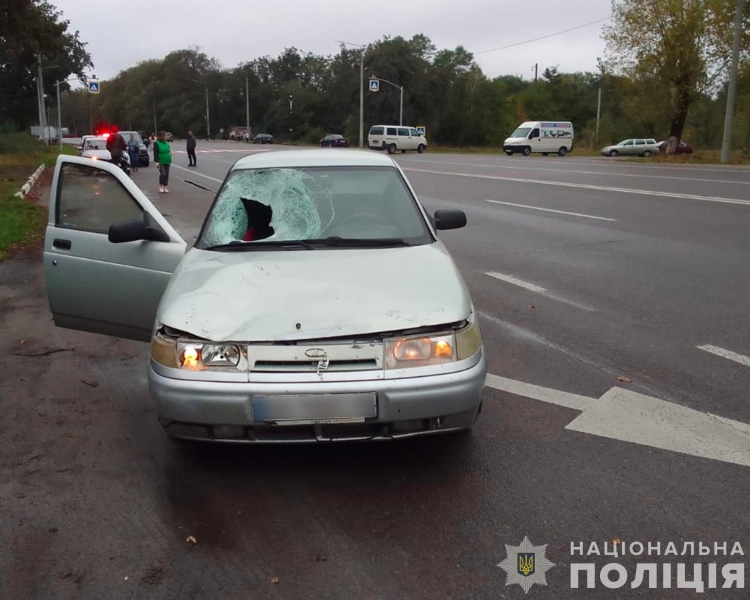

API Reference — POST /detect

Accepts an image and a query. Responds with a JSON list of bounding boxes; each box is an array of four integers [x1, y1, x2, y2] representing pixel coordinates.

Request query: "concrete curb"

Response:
[[14, 164, 46, 199]]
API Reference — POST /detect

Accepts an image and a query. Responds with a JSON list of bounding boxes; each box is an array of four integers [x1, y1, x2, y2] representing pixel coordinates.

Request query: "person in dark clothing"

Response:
[[186, 131, 197, 166], [106, 125, 127, 164], [153, 131, 172, 193]]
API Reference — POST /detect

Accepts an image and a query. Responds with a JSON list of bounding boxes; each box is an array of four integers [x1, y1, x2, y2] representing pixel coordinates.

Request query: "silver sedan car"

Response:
[[44, 151, 486, 442], [600, 138, 659, 157]]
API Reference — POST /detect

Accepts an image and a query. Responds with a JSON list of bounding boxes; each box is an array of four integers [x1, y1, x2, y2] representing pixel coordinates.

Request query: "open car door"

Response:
[[44, 155, 186, 342]]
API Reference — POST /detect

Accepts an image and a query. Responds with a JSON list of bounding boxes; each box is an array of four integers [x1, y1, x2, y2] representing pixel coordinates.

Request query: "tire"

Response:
[[522, 147, 531, 156], [558, 147, 568, 157], [609, 150, 618, 157], [505, 151, 513, 156], [417, 144, 425, 154], [643, 150, 652, 157], [542, 152, 549, 156], [387, 143, 397, 155]]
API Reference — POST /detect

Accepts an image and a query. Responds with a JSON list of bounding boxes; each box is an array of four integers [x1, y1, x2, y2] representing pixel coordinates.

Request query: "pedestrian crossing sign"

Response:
[[369, 79, 379, 92], [88, 80, 100, 94], [416, 126, 426, 136]]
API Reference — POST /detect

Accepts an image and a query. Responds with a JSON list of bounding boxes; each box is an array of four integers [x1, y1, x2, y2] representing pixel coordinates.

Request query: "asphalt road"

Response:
[[1, 141, 748, 599]]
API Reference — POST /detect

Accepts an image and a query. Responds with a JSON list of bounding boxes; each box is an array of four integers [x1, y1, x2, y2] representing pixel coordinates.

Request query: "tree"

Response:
[[603, 0, 748, 153], [0, 0, 93, 129]]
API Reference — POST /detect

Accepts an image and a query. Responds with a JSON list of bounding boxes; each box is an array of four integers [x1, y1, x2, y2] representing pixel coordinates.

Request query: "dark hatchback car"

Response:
[[320, 134, 350, 148], [119, 131, 150, 166], [253, 133, 274, 145], [657, 140, 694, 155]]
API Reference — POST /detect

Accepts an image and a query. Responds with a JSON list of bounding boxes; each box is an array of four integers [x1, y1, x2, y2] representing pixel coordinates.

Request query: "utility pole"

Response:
[[721, 0, 745, 164], [245, 73, 250, 143], [596, 87, 602, 144], [37, 56, 48, 144], [152, 98, 157, 134], [534, 63, 538, 83], [55, 80, 62, 150], [360, 50, 364, 147], [205, 85, 211, 141], [399, 87, 404, 126]]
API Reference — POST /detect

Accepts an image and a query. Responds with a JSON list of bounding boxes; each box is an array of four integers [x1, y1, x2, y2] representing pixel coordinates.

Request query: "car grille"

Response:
[[253, 359, 379, 372], [246, 343, 383, 373]]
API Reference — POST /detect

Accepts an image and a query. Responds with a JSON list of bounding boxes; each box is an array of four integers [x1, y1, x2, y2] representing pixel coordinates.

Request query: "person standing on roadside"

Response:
[[106, 125, 127, 167], [149, 132, 156, 148], [153, 130, 172, 193], [127, 133, 140, 172], [186, 130, 197, 167]]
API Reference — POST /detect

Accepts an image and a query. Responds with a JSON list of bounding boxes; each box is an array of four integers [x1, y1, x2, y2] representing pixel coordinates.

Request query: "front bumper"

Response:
[[148, 350, 486, 442]]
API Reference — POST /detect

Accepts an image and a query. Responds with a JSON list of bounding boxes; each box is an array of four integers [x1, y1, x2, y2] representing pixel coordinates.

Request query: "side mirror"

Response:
[[108, 213, 170, 243], [434, 210, 467, 231]]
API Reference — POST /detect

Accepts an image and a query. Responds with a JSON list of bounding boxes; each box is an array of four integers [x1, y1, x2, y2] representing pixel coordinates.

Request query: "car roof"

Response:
[[232, 149, 396, 170]]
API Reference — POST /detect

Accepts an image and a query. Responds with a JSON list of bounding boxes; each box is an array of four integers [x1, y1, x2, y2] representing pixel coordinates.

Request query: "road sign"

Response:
[[88, 80, 100, 94], [416, 126, 426, 136], [369, 79, 379, 92]]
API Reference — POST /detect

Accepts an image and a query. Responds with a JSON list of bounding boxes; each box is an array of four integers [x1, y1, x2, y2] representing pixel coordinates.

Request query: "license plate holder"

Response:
[[253, 393, 377, 425]]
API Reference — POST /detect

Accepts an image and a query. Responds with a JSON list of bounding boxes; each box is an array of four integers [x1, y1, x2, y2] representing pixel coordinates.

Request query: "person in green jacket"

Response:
[[153, 130, 172, 193]]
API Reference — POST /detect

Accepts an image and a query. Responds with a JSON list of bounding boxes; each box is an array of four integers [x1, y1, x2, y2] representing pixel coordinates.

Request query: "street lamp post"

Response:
[[336, 40, 367, 148], [245, 73, 250, 143], [370, 76, 404, 126], [192, 79, 210, 140]]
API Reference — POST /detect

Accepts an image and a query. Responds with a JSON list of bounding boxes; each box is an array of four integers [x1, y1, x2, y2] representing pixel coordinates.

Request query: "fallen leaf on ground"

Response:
[[186, 536, 197, 544], [270, 577, 280, 584], [617, 376, 631, 383]]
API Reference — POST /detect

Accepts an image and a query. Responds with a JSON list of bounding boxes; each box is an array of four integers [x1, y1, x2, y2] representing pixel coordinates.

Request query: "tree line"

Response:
[[4, 1, 749, 152]]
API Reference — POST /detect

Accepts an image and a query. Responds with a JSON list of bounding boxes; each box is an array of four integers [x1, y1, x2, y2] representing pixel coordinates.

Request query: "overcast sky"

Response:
[[53, 0, 610, 81]]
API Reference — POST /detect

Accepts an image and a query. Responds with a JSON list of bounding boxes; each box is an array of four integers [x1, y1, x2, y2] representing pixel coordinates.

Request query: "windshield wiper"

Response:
[[311, 237, 412, 247], [204, 240, 317, 251]]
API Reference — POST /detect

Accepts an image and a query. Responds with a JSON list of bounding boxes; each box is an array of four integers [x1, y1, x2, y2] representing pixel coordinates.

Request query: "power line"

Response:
[[474, 17, 611, 55]]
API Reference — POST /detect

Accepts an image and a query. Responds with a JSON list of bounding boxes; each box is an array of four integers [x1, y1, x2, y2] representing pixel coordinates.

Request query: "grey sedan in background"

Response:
[[600, 138, 659, 157], [43, 151, 486, 443]]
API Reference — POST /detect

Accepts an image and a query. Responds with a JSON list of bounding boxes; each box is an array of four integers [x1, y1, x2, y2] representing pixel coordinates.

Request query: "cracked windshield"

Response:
[[2, 0, 749, 598]]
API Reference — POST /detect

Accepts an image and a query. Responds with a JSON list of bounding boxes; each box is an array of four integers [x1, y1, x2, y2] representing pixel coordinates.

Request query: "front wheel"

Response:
[[522, 147, 531, 156], [417, 144, 426, 154], [558, 147, 568, 157], [642, 150, 652, 157], [387, 143, 397, 155], [505, 151, 513, 156], [609, 150, 618, 157]]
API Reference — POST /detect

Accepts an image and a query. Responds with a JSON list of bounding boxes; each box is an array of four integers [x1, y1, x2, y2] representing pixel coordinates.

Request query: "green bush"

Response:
[[0, 132, 45, 154], [303, 127, 327, 145]]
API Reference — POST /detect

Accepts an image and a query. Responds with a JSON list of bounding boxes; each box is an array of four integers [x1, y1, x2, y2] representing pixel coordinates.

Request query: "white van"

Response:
[[503, 121, 574, 156], [368, 125, 428, 154]]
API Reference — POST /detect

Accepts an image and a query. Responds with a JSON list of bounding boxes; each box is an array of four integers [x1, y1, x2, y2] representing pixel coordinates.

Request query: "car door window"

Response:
[[410, 128, 420, 137], [622, 140, 634, 146], [635, 140, 645, 146], [398, 128, 410, 137], [57, 163, 143, 233], [529, 129, 540, 138], [386, 127, 398, 136]]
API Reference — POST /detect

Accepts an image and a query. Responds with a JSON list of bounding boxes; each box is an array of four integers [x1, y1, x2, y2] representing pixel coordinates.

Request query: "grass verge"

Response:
[[0, 135, 76, 261]]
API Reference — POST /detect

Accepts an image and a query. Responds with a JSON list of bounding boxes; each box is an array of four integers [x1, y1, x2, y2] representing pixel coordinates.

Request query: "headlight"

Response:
[[385, 333, 455, 369], [150, 328, 242, 370]]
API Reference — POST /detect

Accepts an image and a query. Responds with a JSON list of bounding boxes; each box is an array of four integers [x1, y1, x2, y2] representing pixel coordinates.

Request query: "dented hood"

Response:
[[157, 244, 472, 342]]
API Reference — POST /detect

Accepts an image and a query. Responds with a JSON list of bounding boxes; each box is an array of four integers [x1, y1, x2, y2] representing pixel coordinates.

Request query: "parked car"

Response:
[[118, 131, 150, 166], [43, 151, 485, 443], [165, 132, 174, 143], [320, 134, 350, 148], [657, 140, 694, 155], [79, 136, 131, 175], [253, 133, 274, 144], [368, 126, 427, 154], [77, 135, 98, 156], [600, 138, 659, 157], [503, 121, 574, 156]]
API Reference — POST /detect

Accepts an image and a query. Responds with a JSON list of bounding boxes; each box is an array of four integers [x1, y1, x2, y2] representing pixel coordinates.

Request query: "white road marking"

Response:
[[697, 344, 750, 367], [485, 199, 617, 221], [403, 167, 750, 206], [485, 271, 546, 294], [485, 375, 750, 467], [169, 164, 224, 184], [485, 272, 596, 312], [410, 158, 750, 186], [485, 374, 593, 411], [565, 387, 750, 468]]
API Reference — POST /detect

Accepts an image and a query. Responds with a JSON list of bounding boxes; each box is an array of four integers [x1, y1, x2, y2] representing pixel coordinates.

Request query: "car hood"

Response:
[[157, 243, 472, 342], [82, 149, 111, 160]]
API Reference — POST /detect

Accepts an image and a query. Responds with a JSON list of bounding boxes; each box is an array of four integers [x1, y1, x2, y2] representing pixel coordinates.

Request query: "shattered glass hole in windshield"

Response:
[[203, 168, 335, 246]]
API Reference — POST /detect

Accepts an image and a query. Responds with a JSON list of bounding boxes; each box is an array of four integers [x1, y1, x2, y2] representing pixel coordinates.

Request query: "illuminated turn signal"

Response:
[[181, 346, 200, 369], [434, 339, 453, 359]]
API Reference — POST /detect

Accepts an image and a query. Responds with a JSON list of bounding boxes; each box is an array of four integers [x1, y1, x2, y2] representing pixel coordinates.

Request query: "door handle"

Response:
[[53, 239, 72, 250]]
